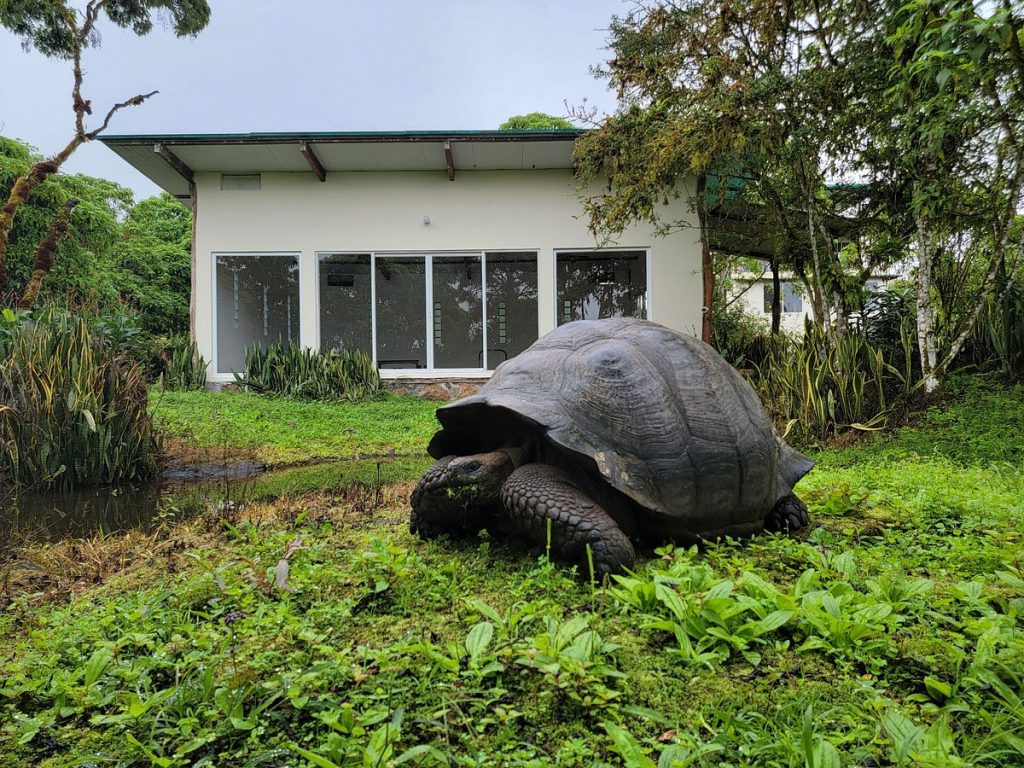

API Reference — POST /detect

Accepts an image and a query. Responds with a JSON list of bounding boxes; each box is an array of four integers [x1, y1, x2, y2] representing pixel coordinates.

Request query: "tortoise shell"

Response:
[[427, 318, 813, 533]]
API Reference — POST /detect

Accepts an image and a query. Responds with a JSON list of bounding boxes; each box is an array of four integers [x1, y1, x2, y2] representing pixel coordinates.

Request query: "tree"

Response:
[[0, 0, 210, 302], [115, 193, 192, 335], [0, 136, 129, 308], [500, 113, 576, 130], [576, 0, 1023, 391]]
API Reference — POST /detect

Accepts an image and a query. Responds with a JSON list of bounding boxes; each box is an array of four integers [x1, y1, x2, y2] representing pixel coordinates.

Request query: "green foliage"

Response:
[[499, 113, 575, 131], [0, 136, 129, 307], [0, 306, 158, 489], [0, 0, 211, 59], [1, 138, 193, 338], [236, 342, 382, 403], [2, 375, 1024, 765], [156, 333, 207, 391], [114, 193, 192, 336]]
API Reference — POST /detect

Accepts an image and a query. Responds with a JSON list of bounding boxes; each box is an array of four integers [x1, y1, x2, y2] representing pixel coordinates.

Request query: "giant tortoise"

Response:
[[410, 317, 813, 575]]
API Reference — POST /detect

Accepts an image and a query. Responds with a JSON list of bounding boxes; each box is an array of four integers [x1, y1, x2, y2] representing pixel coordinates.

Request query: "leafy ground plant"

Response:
[[0, 373, 1022, 766]]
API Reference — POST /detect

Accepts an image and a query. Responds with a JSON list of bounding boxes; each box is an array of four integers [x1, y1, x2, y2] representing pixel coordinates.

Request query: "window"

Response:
[[319, 254, 372, 356], [556, 250, 647, 324], [376, 256, 428, 369], [215, 254, 299, 373], [485, 252, 538, 369], [763, 282, 804, 314], [315, 251, 539, 372]]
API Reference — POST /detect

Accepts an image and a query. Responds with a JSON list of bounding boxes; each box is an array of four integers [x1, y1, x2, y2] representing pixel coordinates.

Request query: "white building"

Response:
[[732, 271, 897, 334], [101, 131, 704, 384]]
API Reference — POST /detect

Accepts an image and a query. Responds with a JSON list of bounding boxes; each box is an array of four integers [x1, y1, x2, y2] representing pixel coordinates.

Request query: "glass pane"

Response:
[[782, 283, 803, 313], [485, 252, 538, 369], [432, 255, 483, 369], [319, 254, 372, 355], [375, 256, 427, 369], [215, 254, 299, 374], [556, 250, 647, 325]]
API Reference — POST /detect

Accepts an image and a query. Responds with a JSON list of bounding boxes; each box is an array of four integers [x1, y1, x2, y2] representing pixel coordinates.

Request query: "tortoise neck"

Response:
[[498, 445, 531, 470]]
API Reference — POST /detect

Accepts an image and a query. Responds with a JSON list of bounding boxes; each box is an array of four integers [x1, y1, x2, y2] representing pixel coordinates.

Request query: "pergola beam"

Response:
[[299, 141, 326, 182], [154, 143, 194, 184], [444, 139, 455, 181]]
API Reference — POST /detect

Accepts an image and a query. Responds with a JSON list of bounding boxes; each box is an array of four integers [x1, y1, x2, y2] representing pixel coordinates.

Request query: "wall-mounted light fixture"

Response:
[[422, 215, 431, 225]]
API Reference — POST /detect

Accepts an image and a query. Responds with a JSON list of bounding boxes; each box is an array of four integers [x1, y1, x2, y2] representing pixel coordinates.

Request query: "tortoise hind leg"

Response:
[[500, 464, 635, 577], [764, 493, 810, 534]]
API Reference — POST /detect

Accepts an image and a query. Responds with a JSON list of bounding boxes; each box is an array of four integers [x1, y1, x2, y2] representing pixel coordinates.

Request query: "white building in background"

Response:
[[732, 270, 897, 334], [101, 130, 704, 384]]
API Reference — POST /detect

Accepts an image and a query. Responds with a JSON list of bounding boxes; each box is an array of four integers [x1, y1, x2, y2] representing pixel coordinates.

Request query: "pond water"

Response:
[[1, 455, 432, 546]]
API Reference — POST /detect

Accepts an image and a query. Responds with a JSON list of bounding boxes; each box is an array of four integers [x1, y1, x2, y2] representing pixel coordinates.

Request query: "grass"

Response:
[[151, 389, 440, 466], [1, 373, 1022, 767]]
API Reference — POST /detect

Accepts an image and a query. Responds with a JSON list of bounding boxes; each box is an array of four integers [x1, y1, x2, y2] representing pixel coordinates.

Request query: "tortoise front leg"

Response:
[[499, 464, 635, 577]]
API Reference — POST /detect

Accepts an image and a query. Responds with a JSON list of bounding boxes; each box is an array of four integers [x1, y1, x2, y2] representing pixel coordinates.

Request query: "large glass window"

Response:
[[433, 255, 484, 368], [485, 252, 538, 369], [556, 250, 647, 325], [319, 254, 372, 356], [215, 254, 299, 374], [375, 256, 428, 369], [312, 251, 540, 373]]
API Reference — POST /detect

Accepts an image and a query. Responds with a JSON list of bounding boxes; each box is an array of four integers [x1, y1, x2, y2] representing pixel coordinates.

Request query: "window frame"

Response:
[[314, 250, 540, 376]]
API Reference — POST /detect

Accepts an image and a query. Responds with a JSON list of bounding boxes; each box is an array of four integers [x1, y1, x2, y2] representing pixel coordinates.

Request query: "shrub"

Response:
[[0, 307, 158, 490], [236, 342, 381, 402], [155, 334, 207, 391]]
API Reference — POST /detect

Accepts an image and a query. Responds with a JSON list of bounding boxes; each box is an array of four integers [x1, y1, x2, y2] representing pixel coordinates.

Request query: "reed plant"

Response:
[[0, 307, 158, 490], [747, 321, 916, 440], [236, 342, 381, 402]]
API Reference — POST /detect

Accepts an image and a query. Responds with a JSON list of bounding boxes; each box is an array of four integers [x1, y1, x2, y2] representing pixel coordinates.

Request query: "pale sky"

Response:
[[0, 1, 627, 200]]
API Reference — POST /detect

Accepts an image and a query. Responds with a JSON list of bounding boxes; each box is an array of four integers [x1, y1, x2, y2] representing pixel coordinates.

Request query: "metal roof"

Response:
[[99, 130, 584, 198]]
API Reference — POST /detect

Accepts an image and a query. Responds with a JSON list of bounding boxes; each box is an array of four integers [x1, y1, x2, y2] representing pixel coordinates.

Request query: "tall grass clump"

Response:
[[748, 322, 916, 440], [156, 333, 207, 391], [236, 342, 381, 402], [0, 307, 158, 490]]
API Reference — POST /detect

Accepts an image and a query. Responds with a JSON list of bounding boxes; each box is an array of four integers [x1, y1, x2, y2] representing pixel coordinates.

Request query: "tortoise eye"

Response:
[[465, 461, 481, 472]]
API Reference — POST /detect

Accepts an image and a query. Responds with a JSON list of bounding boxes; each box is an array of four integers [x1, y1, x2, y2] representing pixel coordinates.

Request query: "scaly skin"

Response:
[[499, 464, 635, 577]]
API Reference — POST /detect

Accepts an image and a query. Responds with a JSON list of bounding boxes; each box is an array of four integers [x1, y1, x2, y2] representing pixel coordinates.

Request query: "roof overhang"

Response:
[[99, 130, 584, 198]]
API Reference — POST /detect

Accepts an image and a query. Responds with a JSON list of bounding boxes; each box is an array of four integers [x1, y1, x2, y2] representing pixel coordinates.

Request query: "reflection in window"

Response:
[[485, 252, 538, 369], [375, 257, 427, 369], [319, 254, 371, 356], [556, 250, 647, 325], [763, 283, 803, 314], [215, 254, 299, 374], [433, 255, 483, 368]]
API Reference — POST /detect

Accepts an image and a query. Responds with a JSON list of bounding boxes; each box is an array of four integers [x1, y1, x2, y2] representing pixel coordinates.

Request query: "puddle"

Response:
[[1, 455, 433, 546]]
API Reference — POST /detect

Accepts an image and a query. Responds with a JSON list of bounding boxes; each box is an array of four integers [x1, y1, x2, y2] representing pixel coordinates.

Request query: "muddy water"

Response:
[[1, 455, 432, 544]]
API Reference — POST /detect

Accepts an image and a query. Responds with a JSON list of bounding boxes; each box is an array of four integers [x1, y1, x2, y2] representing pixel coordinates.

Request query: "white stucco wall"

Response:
[[733, 279, 811, 334], [193, 169, 702, 381]]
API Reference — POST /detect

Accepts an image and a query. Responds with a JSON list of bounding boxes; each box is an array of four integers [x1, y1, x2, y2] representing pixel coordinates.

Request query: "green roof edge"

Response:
[[99, 129, 586, 144]]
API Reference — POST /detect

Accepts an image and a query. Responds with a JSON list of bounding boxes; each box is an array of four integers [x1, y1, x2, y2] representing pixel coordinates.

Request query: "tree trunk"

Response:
[[915, 211, 940, 394], [18, 198, 79, 310], [696, 174, 714, 343], [770, 258, 781, 334]]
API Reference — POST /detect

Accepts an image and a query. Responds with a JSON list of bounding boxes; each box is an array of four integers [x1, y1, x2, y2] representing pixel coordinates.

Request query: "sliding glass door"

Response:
[[319, 251, 537, 372]]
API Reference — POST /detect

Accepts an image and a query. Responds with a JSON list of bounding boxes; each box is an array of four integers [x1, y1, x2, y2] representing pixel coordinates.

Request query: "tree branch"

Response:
[[86, 91, 160, 139]]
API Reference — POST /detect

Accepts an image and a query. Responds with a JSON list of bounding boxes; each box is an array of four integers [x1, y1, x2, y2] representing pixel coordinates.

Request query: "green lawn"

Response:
[[2, 375, 1022, 767], [152, 389, 441, 465]]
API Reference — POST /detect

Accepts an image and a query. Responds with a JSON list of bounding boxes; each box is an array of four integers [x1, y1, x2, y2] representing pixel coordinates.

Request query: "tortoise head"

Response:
[[412, 449, 525, 515]]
